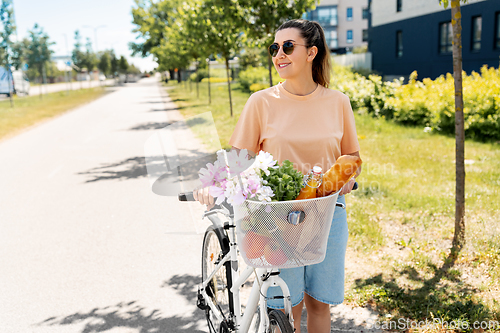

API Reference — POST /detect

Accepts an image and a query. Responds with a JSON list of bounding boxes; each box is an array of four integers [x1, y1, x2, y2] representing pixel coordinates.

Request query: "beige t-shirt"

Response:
[[229, 82, 360, 174]]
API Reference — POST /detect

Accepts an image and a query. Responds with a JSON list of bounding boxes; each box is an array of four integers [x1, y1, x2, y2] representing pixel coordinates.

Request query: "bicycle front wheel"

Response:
[[267, 310, 294, 333], [202, 226, 233, 332]]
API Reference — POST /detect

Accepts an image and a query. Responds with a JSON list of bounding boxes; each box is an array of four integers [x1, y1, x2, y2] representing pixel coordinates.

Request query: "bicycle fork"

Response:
[[231, 267, 294, 332]]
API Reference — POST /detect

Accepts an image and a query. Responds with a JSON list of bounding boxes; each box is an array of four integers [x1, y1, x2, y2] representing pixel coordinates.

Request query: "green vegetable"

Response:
[[262, 160, 304, 202]]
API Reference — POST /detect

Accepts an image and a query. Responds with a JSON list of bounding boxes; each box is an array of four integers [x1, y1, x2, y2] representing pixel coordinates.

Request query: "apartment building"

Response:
[[303, 0, 369, 53], [369, 0, 500, 80]]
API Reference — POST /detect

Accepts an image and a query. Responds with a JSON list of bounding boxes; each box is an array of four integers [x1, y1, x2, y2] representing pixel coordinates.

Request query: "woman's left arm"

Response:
[[338, 151, 361, 196]]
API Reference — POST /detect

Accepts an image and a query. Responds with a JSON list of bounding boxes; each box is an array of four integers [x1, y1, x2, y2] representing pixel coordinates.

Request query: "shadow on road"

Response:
[[128, 121, 175, 131], [149, 104, 205, 112], [78, 156, 148, 183], [77, 151, 217, 195], [38, 274, 206, 333]]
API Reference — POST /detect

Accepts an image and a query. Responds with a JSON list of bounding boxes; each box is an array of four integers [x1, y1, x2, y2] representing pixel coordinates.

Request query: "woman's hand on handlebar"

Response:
[[339, 177, 357, 196], [193, 187, 215, 210]]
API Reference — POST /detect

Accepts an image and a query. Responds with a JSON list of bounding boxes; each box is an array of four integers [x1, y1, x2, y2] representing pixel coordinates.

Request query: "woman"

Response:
[[195, 19, 361, 333]]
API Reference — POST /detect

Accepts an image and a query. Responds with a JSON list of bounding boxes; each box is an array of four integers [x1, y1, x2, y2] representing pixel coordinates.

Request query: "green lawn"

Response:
[[166, 80, 500, 330], [0, 88, 108, 141]]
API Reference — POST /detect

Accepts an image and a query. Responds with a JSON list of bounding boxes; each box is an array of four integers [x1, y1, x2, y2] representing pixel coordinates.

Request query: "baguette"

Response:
[[317, 155, 362, 197]]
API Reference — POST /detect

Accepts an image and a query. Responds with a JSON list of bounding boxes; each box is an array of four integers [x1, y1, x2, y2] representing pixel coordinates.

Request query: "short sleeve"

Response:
[[228, 94, 262, 155], [340, 95, 361, 155]]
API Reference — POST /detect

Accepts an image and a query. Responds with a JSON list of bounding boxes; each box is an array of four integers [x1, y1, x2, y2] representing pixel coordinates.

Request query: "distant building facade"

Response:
[[303, 0, 369, 53], [369, 0, 500, 80]]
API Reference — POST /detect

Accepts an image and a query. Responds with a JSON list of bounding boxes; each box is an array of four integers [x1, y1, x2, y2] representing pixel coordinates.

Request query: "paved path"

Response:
[[0, 77, 381, 333], [0, 77, 210, 333]]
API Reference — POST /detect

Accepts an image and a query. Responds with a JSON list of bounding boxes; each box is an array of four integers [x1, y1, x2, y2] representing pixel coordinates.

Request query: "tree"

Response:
[[240, 0, 317, 86], [184, 0, 246, 117], [130, 0, 189, 80], [26, 23, 53, 99], [84, 38, 96, 72], [118, 55, 129, 74], [110, 50, 118, 76], [0, 0, 17, 105], [11, 38, 30, 70], [439, 0, 468, 255], [98, 50, 111, 76]]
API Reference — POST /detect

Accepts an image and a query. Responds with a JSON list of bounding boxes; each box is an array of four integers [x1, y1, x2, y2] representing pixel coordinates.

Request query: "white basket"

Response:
[[234, 192, 340, 269]]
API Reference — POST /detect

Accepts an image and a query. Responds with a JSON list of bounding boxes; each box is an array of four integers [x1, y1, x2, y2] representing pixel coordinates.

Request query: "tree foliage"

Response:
[[0, 0, 16, 66], [26, 23, 54, 81]]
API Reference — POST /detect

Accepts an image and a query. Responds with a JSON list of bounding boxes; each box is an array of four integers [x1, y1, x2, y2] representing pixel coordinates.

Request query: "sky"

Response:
[[14, 0, 157, 72]]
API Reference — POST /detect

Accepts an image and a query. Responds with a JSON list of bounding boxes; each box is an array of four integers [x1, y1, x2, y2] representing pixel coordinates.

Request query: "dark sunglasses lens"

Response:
[[283, 41, 294, 55], [269, 43, 279, 57]]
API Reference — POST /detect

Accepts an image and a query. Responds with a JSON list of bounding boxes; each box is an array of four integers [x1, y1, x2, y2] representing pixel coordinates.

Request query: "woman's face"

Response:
[[272, 28, 316, 80]]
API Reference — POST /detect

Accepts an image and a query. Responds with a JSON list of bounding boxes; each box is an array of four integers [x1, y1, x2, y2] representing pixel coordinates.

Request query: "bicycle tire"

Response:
[[267, 310, 294, 333], [202, 225, 234, 332]]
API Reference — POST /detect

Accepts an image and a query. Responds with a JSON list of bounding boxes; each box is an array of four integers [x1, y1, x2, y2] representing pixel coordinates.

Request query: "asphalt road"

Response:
[[0, 77, 211, 333]]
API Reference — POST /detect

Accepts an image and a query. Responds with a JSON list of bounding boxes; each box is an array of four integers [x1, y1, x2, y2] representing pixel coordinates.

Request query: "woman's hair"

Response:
[[277, 19, 332, 88]]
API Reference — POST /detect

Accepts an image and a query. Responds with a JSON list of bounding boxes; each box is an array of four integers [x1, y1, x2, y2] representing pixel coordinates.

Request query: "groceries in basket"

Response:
[[317, 155, 362, 197], [296, 166, 323, 200], [198, 150, 362, 268]]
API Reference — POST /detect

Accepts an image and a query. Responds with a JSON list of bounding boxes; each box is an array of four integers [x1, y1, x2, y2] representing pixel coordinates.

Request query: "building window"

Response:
[[317, 7, 338, 26], [326, 30, 338, 49], [362, 8, 369, 19], [363, 29, 369, 42], [471, 16, 482, 51], [396, 30, 403, 58], [347, 30, 353, 43], [495, 12, 500, 49], [439, 22, 452, 54], [397, 0, 402, 12], [347, 7, 353, 21]]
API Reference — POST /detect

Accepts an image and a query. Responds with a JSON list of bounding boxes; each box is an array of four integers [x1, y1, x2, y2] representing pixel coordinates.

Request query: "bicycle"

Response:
[[178, 183, 357, 333]]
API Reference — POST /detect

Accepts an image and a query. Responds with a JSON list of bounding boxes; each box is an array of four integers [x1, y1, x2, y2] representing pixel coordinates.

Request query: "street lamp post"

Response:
[[82, 25, 106, 53]]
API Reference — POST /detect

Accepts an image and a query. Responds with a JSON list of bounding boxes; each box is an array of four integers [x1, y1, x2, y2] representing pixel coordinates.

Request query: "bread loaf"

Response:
[[317, 155, 362, 197]]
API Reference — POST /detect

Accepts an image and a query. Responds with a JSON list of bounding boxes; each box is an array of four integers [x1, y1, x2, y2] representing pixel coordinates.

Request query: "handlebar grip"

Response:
[[353, 181, 358, 191], [178, 192, 195, 201]]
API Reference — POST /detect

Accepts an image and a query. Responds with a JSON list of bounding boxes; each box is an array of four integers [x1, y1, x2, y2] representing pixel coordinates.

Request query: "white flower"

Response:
[[226, 149, 253, 177], [254, 151, 278, 176]]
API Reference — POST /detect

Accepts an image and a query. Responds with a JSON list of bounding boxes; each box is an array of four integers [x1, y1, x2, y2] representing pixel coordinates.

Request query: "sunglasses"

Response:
[[268, 41, 308, 57]]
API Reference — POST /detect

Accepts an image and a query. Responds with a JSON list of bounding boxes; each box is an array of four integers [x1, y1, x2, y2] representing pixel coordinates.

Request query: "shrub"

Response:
[[238, 66, 282, 92], [189, 69, 209, 82], [200, 77, 233, 83], [332, 63, 500, 141]]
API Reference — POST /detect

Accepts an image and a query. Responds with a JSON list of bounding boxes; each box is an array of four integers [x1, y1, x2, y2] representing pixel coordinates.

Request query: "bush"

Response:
[[238, 66, 282, 93], [250, 83, 269, 93], [189, 69, 209, 82], [331, 63, 500, 141], [200, 77, 233, 83]]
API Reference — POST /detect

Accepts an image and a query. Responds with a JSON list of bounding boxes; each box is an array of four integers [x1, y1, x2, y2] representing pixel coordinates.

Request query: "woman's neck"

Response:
[[282, 79, 318, 96]]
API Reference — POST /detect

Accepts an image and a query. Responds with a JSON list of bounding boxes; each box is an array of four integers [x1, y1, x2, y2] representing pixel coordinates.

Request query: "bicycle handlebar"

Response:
[[178, 192, 195, 201]]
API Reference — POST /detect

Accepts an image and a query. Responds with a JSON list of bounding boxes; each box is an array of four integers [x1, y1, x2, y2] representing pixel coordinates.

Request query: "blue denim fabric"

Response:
[[266, 195, 348, 308]]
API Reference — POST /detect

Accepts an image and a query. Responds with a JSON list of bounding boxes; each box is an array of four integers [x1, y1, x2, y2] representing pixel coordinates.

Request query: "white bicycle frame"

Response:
[[201, 210, 295, 332]]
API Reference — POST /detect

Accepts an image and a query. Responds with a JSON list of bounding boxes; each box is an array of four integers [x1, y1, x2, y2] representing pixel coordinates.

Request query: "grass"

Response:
[[0, 87, 108, 141], [166, 80, 500, 331]]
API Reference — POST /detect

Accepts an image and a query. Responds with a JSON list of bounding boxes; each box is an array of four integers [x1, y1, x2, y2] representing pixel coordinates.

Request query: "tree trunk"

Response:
[[196, 65, 199, 99], [451, 0, 466, 253], [225, 57, 233, 117], [207, 58, 211, 105], [267, 53, 274, 87]]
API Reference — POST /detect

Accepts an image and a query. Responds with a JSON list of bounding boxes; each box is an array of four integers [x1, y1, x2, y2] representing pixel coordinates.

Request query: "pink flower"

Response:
[[199, 162, 218, 187]]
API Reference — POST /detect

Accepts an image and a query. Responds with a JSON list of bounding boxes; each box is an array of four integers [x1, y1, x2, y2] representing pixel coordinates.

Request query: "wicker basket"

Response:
[[234, 192, 340, 269]]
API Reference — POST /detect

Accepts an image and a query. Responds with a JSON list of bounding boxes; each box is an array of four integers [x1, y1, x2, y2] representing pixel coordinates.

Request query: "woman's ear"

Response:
[[307, 46, 318, 62]]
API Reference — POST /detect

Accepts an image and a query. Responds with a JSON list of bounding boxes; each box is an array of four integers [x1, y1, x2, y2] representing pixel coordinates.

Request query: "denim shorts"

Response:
[[266, 195, 348, 308]]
